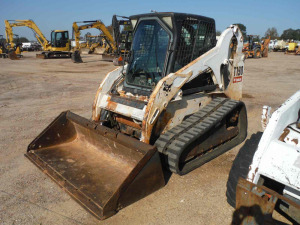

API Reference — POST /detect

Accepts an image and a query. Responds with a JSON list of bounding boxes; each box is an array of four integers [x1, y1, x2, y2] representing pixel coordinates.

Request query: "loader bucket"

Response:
[[71, 51, 83, 63], [8, 50, 19, 60], [25, 111, 165, 220]]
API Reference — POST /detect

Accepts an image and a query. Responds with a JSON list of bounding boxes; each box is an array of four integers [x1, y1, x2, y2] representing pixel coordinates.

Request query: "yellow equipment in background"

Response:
[[12, 34, 23, 57], [242, 35, 270, 58], [288, 43, 297, 51], [3, 29, 23, 60], [285, 42, 300, 55], [71, 20, 117, 63], [0, 34, 8, 58], [5, 20, 72, 59], [80, 35, 106, 55]]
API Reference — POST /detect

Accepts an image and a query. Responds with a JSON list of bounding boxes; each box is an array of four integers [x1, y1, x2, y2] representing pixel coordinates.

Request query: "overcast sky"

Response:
[[0, 0, 299, 41]]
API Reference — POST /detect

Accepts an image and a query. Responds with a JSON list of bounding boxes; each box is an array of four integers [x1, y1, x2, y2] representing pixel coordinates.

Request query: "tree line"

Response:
[[4, 24, 300, 43], [0, 36, 30, 43], [217, 24, 300, 40]]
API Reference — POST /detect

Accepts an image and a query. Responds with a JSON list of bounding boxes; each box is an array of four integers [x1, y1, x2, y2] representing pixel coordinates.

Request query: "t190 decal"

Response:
[[233, 66, 243, 83]]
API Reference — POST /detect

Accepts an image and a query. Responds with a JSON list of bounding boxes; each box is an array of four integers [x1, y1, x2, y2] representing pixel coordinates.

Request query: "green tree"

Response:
[[281, 28, 300, 40], [265, 27, 279, 39], [13, 36, 29, 43], [216, 30, 221, 36], [233, 23, 246, 39], [19, 37, 29, 42], [252, 35, 260, 42]]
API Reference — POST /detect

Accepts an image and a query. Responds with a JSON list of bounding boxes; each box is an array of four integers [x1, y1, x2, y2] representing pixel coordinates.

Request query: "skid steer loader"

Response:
[[226, 91, 300, 224], [26, 12, 247, 220]]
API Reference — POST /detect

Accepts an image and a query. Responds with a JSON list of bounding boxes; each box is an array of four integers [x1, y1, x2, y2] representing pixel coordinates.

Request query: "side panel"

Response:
[[258, 140, 300, 191], [247, 91, 300, 188], [92, 66, 126, 121]]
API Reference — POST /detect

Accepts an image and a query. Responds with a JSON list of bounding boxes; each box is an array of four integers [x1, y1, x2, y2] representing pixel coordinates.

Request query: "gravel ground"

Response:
[[0, 52, 299, 225]]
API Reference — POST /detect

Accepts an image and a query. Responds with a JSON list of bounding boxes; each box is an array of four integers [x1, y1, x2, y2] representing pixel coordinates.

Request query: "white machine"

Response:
[[227, 91, 300, 224], [26, 12, 248, 220]]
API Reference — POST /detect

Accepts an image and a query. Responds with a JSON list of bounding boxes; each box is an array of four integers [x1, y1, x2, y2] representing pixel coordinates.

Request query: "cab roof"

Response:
[[129, 12, 215, 24]]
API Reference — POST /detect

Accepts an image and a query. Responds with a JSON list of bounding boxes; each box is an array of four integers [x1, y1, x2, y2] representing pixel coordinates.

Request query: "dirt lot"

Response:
[[0, 52, 299, 225]]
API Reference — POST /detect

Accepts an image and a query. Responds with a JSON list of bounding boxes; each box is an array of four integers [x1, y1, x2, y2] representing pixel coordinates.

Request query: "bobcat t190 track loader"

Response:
[[26, 12, 247, 220]]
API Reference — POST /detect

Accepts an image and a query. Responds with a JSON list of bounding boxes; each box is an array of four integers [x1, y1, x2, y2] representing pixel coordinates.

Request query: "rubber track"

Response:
[[155, 97, 240, 175]]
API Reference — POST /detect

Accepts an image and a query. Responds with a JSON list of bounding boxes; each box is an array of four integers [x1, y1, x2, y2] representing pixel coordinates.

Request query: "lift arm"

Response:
[[72, 20, 116, 52], [4, 20, 50, 50]]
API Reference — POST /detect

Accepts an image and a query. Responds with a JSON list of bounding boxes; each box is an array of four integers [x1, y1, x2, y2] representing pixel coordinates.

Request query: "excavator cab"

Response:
[[112, 15, 133, 58], [36, 30, 71, 59], [50, 30, 70, 50]]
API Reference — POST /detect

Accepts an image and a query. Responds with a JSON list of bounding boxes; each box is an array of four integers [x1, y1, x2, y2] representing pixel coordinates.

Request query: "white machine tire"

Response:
[[226, 133, 262, 207]]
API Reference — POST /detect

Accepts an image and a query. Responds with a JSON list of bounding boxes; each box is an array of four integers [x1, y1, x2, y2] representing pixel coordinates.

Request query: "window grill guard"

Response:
[[174, 18, 216, 71]]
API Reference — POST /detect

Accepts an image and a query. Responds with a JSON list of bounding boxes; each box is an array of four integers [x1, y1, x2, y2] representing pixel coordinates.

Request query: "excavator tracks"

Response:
[[155, 97, 247, 175]]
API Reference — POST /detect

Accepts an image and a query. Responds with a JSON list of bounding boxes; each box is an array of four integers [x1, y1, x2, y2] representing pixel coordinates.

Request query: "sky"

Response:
[[0, 0, 299, 41]]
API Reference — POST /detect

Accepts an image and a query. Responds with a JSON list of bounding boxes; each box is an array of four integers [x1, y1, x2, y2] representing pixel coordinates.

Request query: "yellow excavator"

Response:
[[80, 34, 106, 54], [111, 15, 132, 64], [4, 30, 23, 60], [5, 20, 72, 59], [72, 16, 132, 64], [71, 20, 117, 63], [0, 34, 8, 58]]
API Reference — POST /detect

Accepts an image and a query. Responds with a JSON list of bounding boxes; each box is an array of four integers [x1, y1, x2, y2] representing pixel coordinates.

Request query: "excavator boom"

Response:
[[5, 20, 50, 50], [72, 20, 117, 63], [73, 20, 116, 51]]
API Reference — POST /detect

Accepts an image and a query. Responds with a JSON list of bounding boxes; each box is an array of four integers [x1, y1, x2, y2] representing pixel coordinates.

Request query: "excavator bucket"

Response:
[[80, 48, 90, 55], [71, 51, 83, 63], [93, 48, 105, 54], [25, 111, 165, 220], [8, 50, 19, 60]]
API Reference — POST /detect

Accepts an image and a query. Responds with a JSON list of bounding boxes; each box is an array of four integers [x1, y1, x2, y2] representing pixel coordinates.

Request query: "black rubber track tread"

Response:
[[225, 133, 262, 207], [155, 97, 246, 175], [155, 97, 227, 155]]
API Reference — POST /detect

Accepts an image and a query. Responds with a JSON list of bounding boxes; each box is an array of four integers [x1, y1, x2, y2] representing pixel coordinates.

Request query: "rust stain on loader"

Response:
[[116, 115, 142, 129], [279, 128, 290, 141], [234, 178, 300, 224], [292, 138, 298, 145]]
